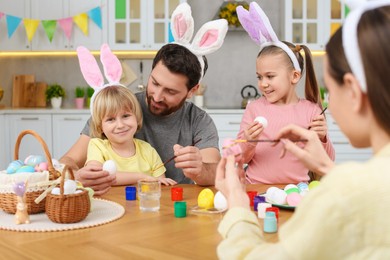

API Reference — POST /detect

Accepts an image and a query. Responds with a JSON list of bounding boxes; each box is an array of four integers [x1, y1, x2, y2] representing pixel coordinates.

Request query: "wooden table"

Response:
[[0, 184, 294, 259]]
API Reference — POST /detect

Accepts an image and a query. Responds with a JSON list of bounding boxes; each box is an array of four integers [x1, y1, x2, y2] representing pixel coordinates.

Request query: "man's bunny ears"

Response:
[[236, 2, 301, 72], [342, 0, 390, 93], [77, 44, 126, 115], [170, 3, 228, 81]]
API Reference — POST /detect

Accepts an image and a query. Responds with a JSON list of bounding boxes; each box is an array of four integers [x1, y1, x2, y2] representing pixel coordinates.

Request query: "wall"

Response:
[[0, 0, 326, 109]]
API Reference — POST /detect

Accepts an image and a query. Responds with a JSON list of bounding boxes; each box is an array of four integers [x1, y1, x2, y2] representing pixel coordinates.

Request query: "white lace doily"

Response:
[[0, 198, 125, 232]]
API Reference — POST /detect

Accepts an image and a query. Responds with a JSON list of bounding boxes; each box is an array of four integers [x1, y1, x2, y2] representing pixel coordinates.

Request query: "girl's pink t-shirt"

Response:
[[238, 97, 335, 184]]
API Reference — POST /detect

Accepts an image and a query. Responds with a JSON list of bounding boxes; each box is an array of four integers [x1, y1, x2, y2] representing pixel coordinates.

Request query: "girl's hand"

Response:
[[215, 156, 250, 210], [244, 121, 264, 141], [308, 114, 328, 142], [158, 177, 177, 186], [274, 124, 335, 176]]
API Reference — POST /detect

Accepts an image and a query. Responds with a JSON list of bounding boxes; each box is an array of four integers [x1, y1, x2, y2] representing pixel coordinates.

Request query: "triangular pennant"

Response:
[[41, 20, 57, 42], [23, 19, 40, 42], [58, 17, 73, 41], [73, 13, 88, 35], [87, 6, 102, 29], [6, 15, 22, 38]]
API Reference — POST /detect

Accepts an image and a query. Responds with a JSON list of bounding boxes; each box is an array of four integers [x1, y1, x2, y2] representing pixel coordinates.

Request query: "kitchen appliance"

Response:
[[241, 85, 259, 109]]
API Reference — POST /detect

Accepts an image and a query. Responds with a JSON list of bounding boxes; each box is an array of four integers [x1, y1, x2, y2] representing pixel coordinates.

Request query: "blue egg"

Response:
[[6, 160, 24, 174], [25, 155, 46, 166], [16, 165, 35, 173]]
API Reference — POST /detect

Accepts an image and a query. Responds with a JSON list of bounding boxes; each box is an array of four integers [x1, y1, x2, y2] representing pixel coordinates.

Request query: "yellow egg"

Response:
[[198, 188, 214, 209]]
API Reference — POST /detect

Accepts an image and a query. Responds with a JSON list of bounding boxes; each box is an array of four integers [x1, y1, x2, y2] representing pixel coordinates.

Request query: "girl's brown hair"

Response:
[[90, 86, 143, 139], [326, 6, 390, 134], [258, 42, 322, 108]]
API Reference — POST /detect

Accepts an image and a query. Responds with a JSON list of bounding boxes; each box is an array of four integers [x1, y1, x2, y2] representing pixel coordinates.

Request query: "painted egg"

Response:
[[103, 160, 117, 175], [254, 116, 268, 128], [64, 180, 77, 194], [214, 191, 228, 211], [286, 193, 302, 206], [16, 165, 35, 173], [35, 162, 48, 172], [6, 160, 24, 174], [198, 188, 214, 209], [309, 180, 320, 190], [267, 188, 287, 205], [24, 155, 45, 166], [51, 158, 61, 168], [51, 187, 61, 195]]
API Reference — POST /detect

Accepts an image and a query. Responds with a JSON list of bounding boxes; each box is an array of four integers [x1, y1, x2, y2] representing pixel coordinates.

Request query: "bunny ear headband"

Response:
[[77, 44, 125, 115], [170, 3, 228, 81], [342, 0, 390, 93], [236, 2, 301, 72]]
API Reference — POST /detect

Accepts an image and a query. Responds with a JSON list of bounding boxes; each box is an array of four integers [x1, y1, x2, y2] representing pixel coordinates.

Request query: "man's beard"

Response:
[[146, 89, 187, 116]]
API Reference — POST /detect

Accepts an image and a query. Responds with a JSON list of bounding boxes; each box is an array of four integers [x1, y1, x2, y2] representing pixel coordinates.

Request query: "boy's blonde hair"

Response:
[[90, 86, 143, 139]]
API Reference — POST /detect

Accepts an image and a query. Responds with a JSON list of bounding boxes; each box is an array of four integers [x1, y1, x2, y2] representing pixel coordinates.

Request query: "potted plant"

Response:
[[46, 84, 66, 109], [86, 86, 94, 108], [74, 86, 85, 109]]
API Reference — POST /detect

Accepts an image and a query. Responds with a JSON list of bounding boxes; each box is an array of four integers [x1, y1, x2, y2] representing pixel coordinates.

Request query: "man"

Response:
[[60, 44, 221, 195]]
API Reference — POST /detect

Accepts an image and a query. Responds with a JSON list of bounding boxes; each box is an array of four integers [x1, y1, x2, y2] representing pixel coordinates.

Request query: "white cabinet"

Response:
[[208, 111, 243, 151], [326, 113, 372, 163], [52, 114, 90, 159], [0, 0, 107, 51], [284, 0, 347, 50], [5, 114, 52, 163], [108, 0, 185, 50]]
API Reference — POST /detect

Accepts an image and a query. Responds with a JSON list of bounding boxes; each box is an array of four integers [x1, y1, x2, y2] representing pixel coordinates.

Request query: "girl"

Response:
[[235, 2, 334, 184], [216, 1, 390, 258], [86, 86, 176, 186]]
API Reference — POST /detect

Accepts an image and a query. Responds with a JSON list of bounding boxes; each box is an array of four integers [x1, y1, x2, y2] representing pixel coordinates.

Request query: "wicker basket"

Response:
[[0, 130, 61, 214], [45, 166, 90, 223]]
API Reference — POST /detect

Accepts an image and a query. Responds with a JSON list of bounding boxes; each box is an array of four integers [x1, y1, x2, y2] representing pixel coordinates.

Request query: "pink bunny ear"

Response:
[[170, 2, 194, 44], [100, 43, 122, 83], [236, 6, 261, 44], [190, 19, 228, 56], [77, 46, 104, 88]]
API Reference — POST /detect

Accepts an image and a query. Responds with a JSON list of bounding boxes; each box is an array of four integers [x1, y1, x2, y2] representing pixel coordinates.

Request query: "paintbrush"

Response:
[[153, 139, 202, 171], [308, 107, 328, 129], [223, 139, 308, 149]]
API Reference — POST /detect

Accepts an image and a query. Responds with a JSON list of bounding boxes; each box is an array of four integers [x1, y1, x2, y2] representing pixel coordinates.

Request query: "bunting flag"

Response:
[[73, 13, 88, 36], [1, 6, 102, 42], [6, 15, 22, 38], [41, 20, 57, 42], [24, 19, 40, 42]]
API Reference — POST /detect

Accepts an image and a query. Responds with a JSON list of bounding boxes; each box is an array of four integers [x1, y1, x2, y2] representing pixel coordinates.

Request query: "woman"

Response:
[[216, 2, 390, 259]]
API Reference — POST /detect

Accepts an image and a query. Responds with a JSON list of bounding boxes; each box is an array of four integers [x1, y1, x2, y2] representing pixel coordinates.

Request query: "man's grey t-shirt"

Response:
[[82, 91, 219, 184]]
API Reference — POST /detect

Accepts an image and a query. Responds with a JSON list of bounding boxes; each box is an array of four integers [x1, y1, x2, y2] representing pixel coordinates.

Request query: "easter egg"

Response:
[[286, 193, 302, 206], [214, 191, 228, 211], [6, 160, 24, 174], [198, 188, 214, 209], [309, 180, 320, 190], [51, 158, 61, 168], [35, 162, 48, 172], [51, 187, 61, 195], [64, 180, 77, 194], [103, 160, 117, 175], [271, 189, 287, 205], [254, 116, 268, 128], [25, 155, 45, 166], [222, 138, 242, 159], [16, 165, 35, 173], [284, 184, 299, 194]]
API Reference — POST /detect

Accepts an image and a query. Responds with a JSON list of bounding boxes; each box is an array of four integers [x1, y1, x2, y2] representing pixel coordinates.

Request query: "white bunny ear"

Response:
[[171, 2, 194, 44], [190, 19, 228, 56], [77, 46, 104, 89], [343, 0, 367, 10], [100, 43, 122, 83]]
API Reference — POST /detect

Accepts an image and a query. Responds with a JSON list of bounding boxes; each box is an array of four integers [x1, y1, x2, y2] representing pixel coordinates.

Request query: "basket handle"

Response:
[[14, 129, 61, 180]]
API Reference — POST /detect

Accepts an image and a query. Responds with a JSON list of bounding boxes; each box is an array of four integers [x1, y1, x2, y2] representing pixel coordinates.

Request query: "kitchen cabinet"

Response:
[[0, 0, 107, 51], [207, 110, 243, 151], [52, 114, 90, 159], [108, 0, 185, 50], [284, 0, 347, 50], [5, 114, 52, 163]]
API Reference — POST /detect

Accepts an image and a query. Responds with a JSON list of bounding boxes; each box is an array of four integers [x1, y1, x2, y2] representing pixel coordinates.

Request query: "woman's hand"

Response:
[[215, 156, 250, 210], [275, 124, 335, 176]]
